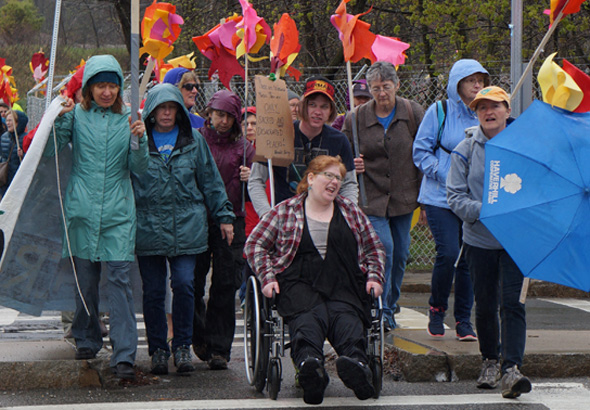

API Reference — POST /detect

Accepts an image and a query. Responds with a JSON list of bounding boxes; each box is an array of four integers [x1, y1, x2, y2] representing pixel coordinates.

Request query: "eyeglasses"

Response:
[[462, 77, 486, 86], [182, 83, 198, 91], [370, 85, 395, 94], [318, 171, 343, 182]]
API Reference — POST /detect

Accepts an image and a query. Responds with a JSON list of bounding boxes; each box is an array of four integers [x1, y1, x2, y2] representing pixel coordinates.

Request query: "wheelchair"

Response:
[[243, 275, 384, 400]]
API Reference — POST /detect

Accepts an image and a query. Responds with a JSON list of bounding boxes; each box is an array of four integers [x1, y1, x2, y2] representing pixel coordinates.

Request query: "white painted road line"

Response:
[[540, 298, 590, 313], [4, 382, 590, 410]]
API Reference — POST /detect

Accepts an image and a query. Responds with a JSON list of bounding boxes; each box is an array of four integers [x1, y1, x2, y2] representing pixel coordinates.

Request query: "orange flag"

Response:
[[331, 0, 409, 66], [270, 14, 301, 80], [331, 0, 375, 63]]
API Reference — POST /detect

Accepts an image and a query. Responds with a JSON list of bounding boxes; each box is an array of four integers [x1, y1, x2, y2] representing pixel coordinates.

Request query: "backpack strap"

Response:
[[433, 99, 451, 154], [401, 98, 417, 137]]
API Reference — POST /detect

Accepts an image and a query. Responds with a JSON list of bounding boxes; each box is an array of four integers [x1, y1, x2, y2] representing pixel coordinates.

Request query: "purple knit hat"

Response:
[[207, 90, 242, 124]]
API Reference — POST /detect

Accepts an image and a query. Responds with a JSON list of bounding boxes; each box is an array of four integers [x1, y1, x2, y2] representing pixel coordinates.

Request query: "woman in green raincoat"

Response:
[[45, 54, 149, 380]]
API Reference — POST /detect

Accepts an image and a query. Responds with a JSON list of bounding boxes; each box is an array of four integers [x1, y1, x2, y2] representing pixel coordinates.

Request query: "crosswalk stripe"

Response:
[[4, 382, 590, 409]]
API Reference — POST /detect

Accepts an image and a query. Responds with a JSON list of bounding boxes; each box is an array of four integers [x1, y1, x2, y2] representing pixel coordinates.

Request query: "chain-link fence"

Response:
[[26, 68, 542, 272]]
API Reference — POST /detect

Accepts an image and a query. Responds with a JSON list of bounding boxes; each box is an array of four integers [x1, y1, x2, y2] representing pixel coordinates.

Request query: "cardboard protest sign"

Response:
[[254, 75, 294, 166]]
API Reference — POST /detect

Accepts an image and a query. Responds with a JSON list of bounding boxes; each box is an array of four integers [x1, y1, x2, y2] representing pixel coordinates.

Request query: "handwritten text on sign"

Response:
[[254, 75, 294, 167]]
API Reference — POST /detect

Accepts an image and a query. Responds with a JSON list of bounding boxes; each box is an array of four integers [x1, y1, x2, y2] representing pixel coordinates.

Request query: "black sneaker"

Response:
[[298, 357, 329, 405], [456, 321, 477, 341], [336, 356, 375, 400], [112, 362, 136, 380], [174, 346, 195, 373], [427, 307, 445, 337], [75, 347, 96, 360], [151, 348, 170, 375]]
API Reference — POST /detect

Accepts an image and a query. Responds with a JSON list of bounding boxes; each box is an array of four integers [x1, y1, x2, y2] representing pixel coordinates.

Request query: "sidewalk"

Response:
[[390, 272, 590, 381], [0, 272, 589, 390]]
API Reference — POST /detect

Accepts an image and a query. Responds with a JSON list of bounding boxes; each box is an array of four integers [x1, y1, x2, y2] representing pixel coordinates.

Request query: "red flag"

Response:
[[549, 0, 587, 23], [562, 59, 590, 112], [193, 16, 245, 88]]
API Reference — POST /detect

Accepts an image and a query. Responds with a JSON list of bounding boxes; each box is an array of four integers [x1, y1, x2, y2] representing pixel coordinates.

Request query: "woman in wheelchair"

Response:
[[244, 155, 385, 405]]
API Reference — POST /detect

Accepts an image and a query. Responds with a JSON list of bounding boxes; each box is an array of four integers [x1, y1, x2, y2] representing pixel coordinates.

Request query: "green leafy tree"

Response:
[[0, 0, 44, 45]]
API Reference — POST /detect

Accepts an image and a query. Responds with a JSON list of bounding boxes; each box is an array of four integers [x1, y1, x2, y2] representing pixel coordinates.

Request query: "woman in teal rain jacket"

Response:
[[132, 83, 235, 376], [45, 54, 149, 380]]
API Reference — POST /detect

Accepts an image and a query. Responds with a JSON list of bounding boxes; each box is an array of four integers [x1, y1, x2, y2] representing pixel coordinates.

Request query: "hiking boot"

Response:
[[298, 357, 329, 405], [151, 348, 170, 375], [501, 365, 531, 398], [336, 356, 375, 400], [112, 362, 136, 380], [173, 346, 195, 373], [476, 359, 501, 389], [75, 347, 96, 360], [427, 307, 445, 337], [456, 321, 477, 341], [207, 354, 228, 370]]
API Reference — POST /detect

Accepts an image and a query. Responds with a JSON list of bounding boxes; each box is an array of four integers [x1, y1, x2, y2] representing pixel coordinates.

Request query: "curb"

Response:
[[389, 331, 590, 382]]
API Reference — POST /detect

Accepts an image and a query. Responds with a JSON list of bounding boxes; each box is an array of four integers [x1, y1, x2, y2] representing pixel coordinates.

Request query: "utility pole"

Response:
[[511, 0, 532, 117]]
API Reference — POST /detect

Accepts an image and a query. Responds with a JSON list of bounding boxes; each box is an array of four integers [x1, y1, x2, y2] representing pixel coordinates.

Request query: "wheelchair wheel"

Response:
[[244, 275, 269, 390], [370, 356, 383, 399], [267, 358, 282, 400], [255, 297, 271, 393]]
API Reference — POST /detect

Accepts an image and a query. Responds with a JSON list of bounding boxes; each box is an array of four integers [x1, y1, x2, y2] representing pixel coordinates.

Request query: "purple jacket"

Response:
[[199, 125, 255, 218]]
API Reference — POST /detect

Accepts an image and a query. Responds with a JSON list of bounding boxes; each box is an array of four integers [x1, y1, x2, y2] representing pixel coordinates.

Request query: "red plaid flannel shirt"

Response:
[[244, 193, 385, 289]]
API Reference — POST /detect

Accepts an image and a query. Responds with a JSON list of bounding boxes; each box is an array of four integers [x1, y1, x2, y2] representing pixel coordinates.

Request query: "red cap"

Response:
[[303, 76, 335, 102]]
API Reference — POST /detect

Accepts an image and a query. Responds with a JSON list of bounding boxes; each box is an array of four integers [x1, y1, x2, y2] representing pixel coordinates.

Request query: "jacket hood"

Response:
[[447, 59, 489, 103], [207, 90, 242, 124], [13, 110, 28, 137], [162, 67, 189, 86], [142, 83, 192, 132], [82, 55, 124, 93]]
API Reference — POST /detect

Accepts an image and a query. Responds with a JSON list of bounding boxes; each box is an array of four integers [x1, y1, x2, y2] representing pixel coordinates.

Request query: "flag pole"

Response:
[[45, 0, 63, 110], [242, 55, 249, 212], [130, 0, 140, 150], [347, 60, 367, 207]]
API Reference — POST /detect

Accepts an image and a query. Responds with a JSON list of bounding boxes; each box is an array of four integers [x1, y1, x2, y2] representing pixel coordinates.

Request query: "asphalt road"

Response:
[[1, 292, 590, 409]]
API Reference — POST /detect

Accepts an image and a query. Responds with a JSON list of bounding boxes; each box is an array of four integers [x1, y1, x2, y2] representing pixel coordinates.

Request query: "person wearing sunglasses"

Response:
[[163, 67, 204, 129], [342, 61, 425, 332], [245, 155, 384, 405]]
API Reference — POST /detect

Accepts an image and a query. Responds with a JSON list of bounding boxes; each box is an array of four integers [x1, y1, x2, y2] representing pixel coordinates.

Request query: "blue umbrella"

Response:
[[480, 100, 590, 292]]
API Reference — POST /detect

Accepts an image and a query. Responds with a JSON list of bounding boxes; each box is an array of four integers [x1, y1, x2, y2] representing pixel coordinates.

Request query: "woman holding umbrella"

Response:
[[447, 86, 531, 399]]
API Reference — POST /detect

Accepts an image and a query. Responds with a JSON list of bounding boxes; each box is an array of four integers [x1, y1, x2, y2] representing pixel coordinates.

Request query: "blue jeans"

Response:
[[368, 213, 413, 327], [464, 244, 526, 373], [424, 205, 473, 323], [137, 255, 196, 355], [72, 258, 137, 367]]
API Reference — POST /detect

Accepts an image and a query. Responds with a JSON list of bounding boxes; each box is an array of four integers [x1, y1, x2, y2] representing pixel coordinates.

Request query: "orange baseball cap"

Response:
[[469, 86, 511, 110]]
